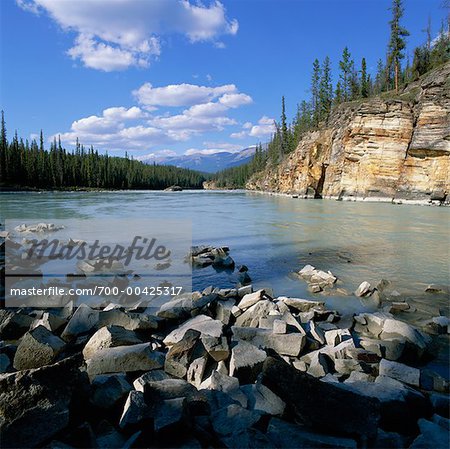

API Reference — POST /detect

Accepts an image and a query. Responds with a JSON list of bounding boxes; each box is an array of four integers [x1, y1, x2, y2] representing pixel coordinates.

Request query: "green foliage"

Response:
[[0, 113, 207, 190]]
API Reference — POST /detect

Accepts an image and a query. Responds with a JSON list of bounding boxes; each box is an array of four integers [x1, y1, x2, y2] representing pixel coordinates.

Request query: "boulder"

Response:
[[91, 373, 132, 409], [98, 309, 159, 331], [359, 337, 405, 361], [154, 397, 190, 434], [133, 370, 170, 391], [229, 341, 267, 383], [266, 417, 357, 449], [210, 403, 261, 436], [277, 296, 325, 312], [238, 290, 265, 310], [85, 343, 165, 376], [199, 370, 247, 407], [82, 325, 142, 359], [187, 356, 208, 388], [429, 392, 450, 418], [324, 328, 352, 346], [31, 312, 67, 333], [235, 300, 277, 327], [306, 351, 334, 378], [163, 315, 223, 346], [0, 309, 33, 339], [61, 304, 99, 342], [379, 359, 420, 387], [215, 299, 236, 325], [354, 281, 372, 297], [201, 335, 230, 362], [273, 319, 287, 334], [13, 325, 65, 370], [409, 418, 450, 448], [220, 428, 273, 449], [240, 383, 285, 416], [0, 356, 85, 448], [232, 326, 305, 357], [260, 357, 380, 438], [164, 330, 206, 378], [119, 390, 151, 430], [339, 375, 431, 433]]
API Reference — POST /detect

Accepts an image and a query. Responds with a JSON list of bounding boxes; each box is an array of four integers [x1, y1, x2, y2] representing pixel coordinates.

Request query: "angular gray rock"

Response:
[[13, 325, 65, 370], [91, 373, 132, 409], [379, 358, 421, 387], [266, 417, 357, 449], [163, 315, 223, 346], [238, 290, 265, 310], [154, 397, 189, 434], [232, 326, 305, 357], [133, 370, 170, 391], [240, 383, 285, 416], [85, 343, 165, 376], [119, 390, 151, 430], [201, 335, 230, 361], [61, 304, 99, 342], [277, 296, 325, 312], [229, 341, 267, 383], [0, 356, 85, 448], [0, 309, 33, 339], [211, 403, 261, 436], [235, 300, 277, 327], [82, 325, 142, 359], [260, 357, 380, 438], [354, 281, 372, 297]]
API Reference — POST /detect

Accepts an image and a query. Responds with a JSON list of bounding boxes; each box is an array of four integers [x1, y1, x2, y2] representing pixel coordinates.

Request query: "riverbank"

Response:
[[1, 231, 449, 448], [244, 188, 450, 207]]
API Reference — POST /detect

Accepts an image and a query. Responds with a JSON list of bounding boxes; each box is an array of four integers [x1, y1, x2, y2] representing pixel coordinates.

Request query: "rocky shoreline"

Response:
[[245, 189, 450, 207], [1, 246, 449, 448]]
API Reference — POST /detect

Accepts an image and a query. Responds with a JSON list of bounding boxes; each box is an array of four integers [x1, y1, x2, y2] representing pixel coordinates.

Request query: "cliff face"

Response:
[[247, 63, 450, 202]]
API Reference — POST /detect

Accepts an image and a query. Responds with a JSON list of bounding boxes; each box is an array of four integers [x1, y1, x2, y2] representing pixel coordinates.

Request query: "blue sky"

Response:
[[0, 0, 447, 159]]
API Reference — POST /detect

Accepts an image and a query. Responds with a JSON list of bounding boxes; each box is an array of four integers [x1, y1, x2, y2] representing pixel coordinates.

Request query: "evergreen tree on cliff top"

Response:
[[387, 0, 409, 93]]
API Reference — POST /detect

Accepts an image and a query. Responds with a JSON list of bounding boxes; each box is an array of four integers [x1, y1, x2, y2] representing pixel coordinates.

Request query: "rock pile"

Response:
[[1, 284, 449, 448]]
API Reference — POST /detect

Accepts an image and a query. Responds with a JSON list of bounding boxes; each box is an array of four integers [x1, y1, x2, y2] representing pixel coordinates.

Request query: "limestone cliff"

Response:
[[247, 63, 450, 203]]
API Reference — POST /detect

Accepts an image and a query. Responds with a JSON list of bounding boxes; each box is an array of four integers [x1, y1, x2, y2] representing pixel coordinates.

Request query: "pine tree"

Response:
[[318, 56, 333, 120], [387, 0, 410, 93], [0, 111, 6, 183], [311, 59, 321, 126], [339, 47, 354, 101], [360, 58, 369, 98]]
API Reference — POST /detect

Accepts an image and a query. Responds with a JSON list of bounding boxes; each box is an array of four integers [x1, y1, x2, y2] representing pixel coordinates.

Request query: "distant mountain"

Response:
[[140, 146, 256, 173]]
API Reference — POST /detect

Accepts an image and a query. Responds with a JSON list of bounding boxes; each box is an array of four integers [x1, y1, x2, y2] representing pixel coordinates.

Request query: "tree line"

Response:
[[215, 0, 449, 188], [0, 113, 207, 190]]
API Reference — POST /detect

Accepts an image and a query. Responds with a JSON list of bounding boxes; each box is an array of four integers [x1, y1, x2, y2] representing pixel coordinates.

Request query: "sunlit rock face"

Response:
[[247, 62, 450, 202]]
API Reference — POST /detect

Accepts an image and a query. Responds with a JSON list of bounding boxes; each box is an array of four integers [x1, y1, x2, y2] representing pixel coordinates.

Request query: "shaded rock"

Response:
[[61, 304, 99, 342], [154, 397, 190, 434], [379, 358, 420, 387], [95, 420, 127, 448], [432, 413, 450, 430], [82, 325, 142, 359], [240, 383, 285, 416], [163, 315, 223, 346], [31, 312, 67, 333], [133, 370, 170, 392], [306, 351, 334, 378], [119, 390, 151, 430], [215, 299, 236, 325], [0, 309, 33, 339], [221, 428, 273, 449], [359, 337, 405, 361], [13, 325, 65, 370], [86, 343, 165, 376], [324, 328, 351, 346], [229, 341, 267, 383], [409, 418, 450, 448], [210, 403, 261, 436], [165, 330, 206, 378], [260, 357, 380, 438], [0, 356, 85, 448], [266, 417, 357, 449], [199, 370, 247, 407], [201, 335, 230, 362], [91, 373, 132, 410], [373, 429, 406, 449], [429, 392, 450, 418], [339, 375, 431, 433]]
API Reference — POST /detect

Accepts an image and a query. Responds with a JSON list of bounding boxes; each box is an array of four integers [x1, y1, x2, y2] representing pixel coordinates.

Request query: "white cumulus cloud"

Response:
[[17, 0, 239, 71]]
